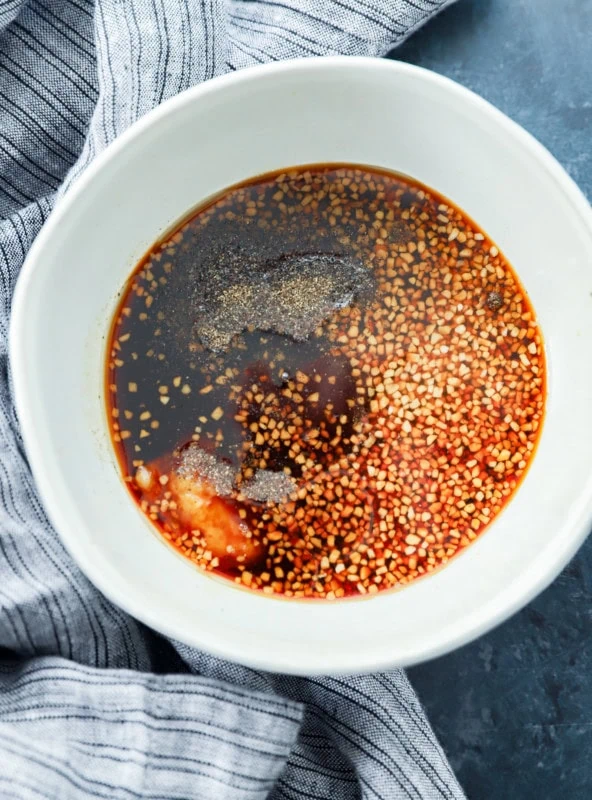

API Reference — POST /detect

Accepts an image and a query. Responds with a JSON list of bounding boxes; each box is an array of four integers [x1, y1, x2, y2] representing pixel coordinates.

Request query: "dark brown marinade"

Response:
[[106, 164, 545, 599]]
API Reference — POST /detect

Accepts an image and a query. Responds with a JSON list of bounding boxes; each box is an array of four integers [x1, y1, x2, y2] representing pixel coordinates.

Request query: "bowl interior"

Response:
[[11, 58, 592, 673]]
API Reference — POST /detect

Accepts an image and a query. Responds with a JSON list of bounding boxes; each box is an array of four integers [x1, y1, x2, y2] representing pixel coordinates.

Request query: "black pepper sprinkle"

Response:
[[486, 290, 503, 310]]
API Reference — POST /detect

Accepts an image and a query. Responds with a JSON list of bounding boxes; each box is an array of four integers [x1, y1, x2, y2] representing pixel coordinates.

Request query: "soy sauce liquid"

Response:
[[108, 168, 381, 478], [106, 164, 545, 599]]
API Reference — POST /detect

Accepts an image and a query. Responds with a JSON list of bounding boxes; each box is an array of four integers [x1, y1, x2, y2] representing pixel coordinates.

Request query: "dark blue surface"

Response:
[[388, 2, 592, 798]]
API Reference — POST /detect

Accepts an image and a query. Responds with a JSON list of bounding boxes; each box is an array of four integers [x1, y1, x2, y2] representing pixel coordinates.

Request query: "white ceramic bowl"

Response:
[[10, 57, 592, 674]]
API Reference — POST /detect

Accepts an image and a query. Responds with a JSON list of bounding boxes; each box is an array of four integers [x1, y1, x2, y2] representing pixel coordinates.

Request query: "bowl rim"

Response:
[[10, 55, 592, 674]]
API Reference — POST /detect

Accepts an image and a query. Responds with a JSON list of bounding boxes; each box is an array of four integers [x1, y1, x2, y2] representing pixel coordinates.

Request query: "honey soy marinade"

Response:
[[106, 165, 545, 599]]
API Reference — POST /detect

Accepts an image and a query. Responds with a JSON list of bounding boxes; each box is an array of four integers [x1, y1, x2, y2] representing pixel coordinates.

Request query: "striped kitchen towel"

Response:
[[0, 1, 465, 798]]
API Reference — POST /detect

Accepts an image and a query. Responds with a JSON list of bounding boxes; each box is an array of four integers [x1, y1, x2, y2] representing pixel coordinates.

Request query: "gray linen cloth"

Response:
[[0, 1, 465, 798]]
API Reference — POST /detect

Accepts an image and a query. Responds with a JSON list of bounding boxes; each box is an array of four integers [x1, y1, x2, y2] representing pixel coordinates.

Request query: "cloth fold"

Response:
[[0, 654, 303, 799], [0, 1, 465, 797]]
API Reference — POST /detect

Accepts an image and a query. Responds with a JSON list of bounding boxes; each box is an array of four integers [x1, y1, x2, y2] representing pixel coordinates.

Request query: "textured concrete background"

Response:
[[387, 1, 592, 798]]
